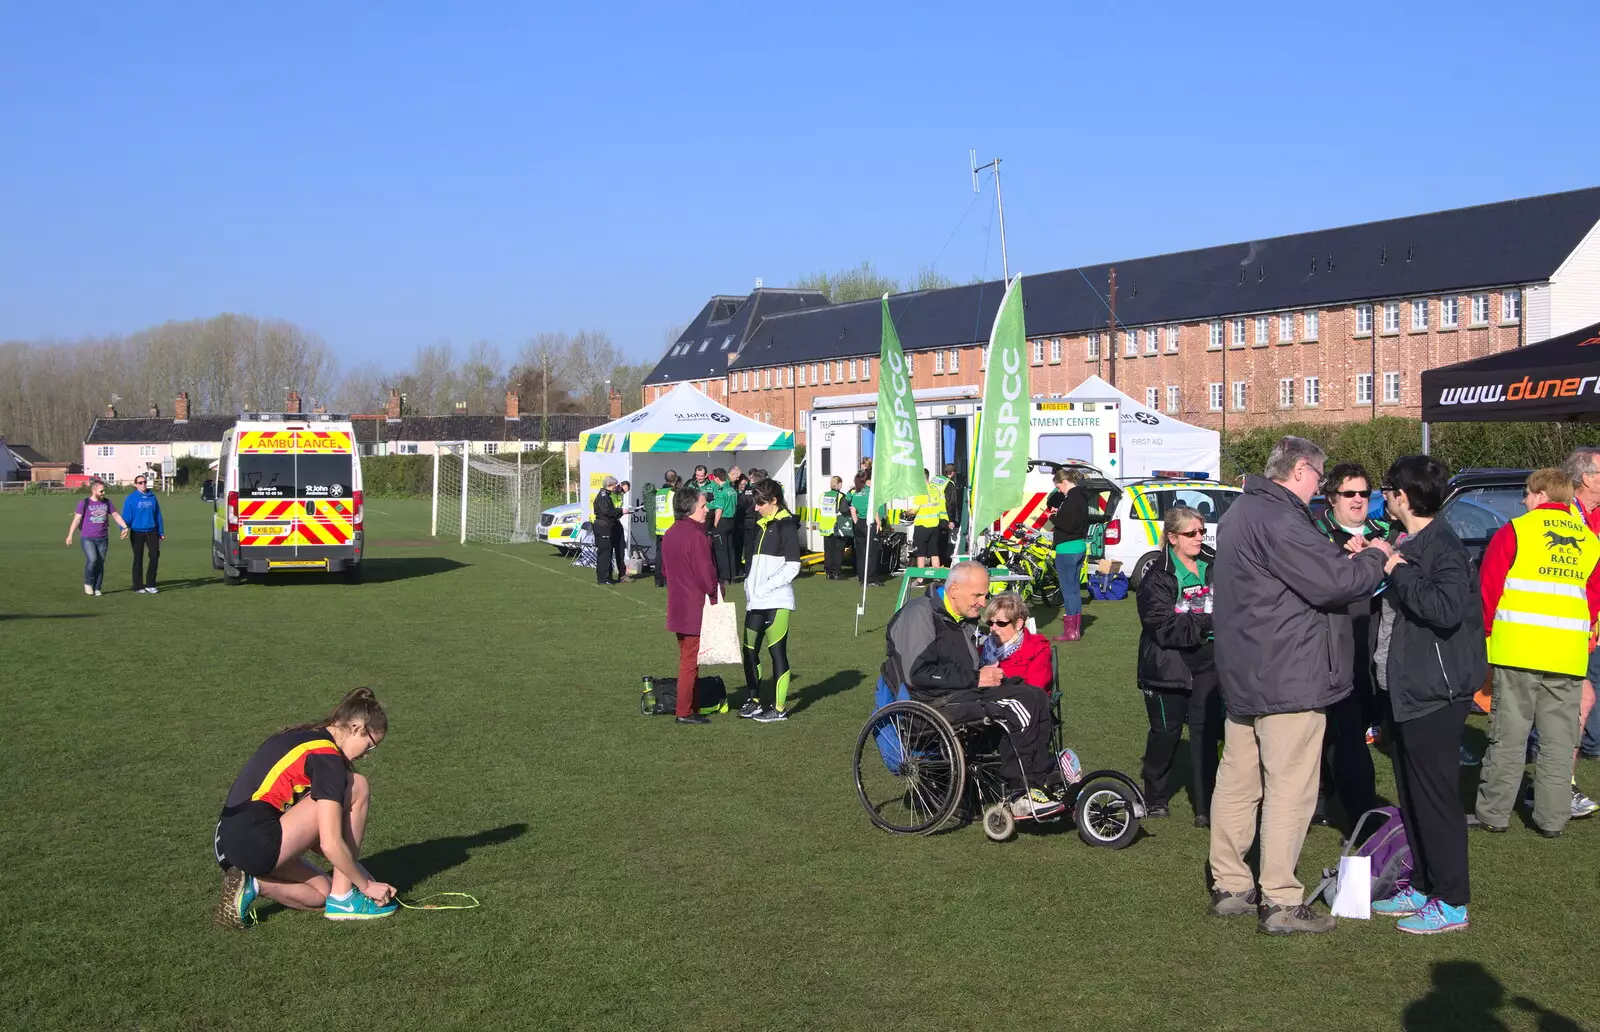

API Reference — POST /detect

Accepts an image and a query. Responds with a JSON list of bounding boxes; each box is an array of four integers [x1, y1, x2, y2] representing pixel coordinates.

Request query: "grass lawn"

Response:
[[1, 492, 1595, 1031]]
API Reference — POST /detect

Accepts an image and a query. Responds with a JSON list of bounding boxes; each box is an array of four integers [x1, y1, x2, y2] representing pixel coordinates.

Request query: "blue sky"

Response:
[[3, 1, 1598, 367]]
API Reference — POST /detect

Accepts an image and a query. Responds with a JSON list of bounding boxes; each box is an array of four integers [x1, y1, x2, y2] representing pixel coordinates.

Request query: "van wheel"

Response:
[[223, 565, 243, 586], [343, 564, 363, 584], [1130, 550, 1162, 590]]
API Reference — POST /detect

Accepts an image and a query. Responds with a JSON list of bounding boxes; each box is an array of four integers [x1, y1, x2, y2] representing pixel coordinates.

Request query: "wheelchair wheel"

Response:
[[854, 701, 966, 835], [1074, 778, 1140, 849], [982, 802, 1015, 842]]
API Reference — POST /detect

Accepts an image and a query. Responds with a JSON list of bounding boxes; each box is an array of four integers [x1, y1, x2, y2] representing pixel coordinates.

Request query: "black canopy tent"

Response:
[[1420, 319, 1600, 424]]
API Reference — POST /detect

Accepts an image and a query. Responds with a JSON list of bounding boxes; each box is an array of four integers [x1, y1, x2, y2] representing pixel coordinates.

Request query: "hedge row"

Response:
[[1219, 417, 1600, 483], [360, 450, 570, 509]]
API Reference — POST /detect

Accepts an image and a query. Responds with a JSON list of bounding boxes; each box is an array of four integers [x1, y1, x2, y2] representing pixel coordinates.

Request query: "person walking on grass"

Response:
[[1207, 436, 1391, 936], [1367, 456, 1485, 935], [1048, 467, 1095, 642], [213, 688, 396, 929], [662, 486, 722, 725], [121, 473, 165, 594], [65, 478, 129, 596], [739, 480, 801, 723], [1473, 468, 1600, 838]]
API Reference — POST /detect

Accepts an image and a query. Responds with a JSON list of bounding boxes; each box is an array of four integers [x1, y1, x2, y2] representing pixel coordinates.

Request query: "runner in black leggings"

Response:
[[739, 480, 801, 722]]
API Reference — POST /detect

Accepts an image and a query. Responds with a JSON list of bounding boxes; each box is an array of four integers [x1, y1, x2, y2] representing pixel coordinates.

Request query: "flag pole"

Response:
[[854, 475, 875, 636]]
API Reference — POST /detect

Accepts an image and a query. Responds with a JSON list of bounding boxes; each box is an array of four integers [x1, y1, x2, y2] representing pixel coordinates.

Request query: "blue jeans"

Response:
[[81, 536, 108, 591], [1055, 551, 1085, 617]]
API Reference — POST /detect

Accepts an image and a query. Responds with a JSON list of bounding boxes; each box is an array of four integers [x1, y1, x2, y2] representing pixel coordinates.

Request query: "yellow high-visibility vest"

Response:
[[654, 488, 674, 534], [912, 479, 948, 528], [818, 490, 841, 535], [1488, 507, 1600, 677]]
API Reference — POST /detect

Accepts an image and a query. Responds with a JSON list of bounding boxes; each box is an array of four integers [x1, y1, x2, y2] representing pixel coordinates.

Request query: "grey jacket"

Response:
[[1213, 475, 1388, 717]]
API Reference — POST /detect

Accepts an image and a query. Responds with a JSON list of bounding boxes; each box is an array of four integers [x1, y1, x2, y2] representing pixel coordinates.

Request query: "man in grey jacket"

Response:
[[1207, 437, 1391, 935]]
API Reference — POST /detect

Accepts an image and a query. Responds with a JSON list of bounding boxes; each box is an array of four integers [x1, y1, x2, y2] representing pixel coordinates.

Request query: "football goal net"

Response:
[[432, 444, 544, 544]]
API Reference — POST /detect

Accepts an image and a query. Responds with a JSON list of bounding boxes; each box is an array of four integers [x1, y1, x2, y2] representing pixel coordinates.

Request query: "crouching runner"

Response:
[[213, 688, 397, 928], [885, 561, 1060, 819]]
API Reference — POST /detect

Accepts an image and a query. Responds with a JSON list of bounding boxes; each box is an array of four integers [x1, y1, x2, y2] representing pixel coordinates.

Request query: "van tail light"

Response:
[[226, 490, 239, 533], [1108, 432, 1117, 456], [1105, 518, 1121, 545], [352, 489, 364, 526]]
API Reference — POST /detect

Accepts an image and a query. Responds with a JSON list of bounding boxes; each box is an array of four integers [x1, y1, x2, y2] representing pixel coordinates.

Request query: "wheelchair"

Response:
[[852, 657, 1145, 847]]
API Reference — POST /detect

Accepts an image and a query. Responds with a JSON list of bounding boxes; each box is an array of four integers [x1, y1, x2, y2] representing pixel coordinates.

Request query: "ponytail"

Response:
[[283, 687, 388, 736]]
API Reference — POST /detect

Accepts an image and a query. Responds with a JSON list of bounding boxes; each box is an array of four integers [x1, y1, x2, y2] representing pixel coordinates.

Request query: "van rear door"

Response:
[[236, 429, 357, 562]]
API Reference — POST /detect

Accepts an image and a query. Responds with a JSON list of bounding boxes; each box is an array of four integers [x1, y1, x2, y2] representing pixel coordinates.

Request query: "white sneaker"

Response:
[[94, 589, 102, 596], [1573, 789, 1599, 820], [83, 584, 94, 595], [143, 586, 159, 594]]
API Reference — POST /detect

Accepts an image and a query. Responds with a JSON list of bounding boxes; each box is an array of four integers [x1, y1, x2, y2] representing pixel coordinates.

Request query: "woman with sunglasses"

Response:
[[1135, 505, 1222, 825], [979, 592, 1053, 693], [213, 687, 396, 929]]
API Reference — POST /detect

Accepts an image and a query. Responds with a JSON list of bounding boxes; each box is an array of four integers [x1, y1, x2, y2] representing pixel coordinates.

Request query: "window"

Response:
[[1231, 319, 1246, 347], [397, 443, 418, 455], [1502, 290, 1521, 323], [1304, 376, 1320, 406], [1255, 315, 1270, 345], [721, 335, 734, 350], [1232, 381, 1247, 411], [905, 355, 914, 380], [795, 366, 805, 387], [980, 346, 988, 369], [1124, 331, 1137, 357], [786, 367, 793, 387], [948, 349, 960, 373], [1384, 371, 1402, 403], [822, 364, 831, 385], [1144, 328, 1158, 354], [763, 369, 772, 389], [849, 359, 858, 382], [1278, 378, 1294, 408], [862, 357, 871, 380], [811, 364, 820, 383], [483, 442, 499, 455], [1209, 320, 1223, 350], [835, 362, 844, 382], [1049, 339, 1062, 363], [933, 351, 944, 374], [1356, 373, 1374, 405], [1166, 385, 1180, 413], [1356, 304, 1373, 334], [1383, 301, 1400, 333], [1472, 294, 1489, 325], [1278, 313, 1294, 342], [1087, 332, 1101, 360], [697, 339, 710, 353], [1208, 383, 1224, 411], [1165, 325, 1179, 353], [139, 445, 156, 457], [1439, 297, 1458, 328], [1146, 387, 1159, 409], [1304, 310, 1319, 339], [1411, 299, 1429, 331], [1032, 340, 1045, 364]]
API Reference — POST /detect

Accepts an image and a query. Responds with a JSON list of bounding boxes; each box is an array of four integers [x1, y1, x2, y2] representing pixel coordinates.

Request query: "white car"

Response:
[[536, 502, 584, 555]]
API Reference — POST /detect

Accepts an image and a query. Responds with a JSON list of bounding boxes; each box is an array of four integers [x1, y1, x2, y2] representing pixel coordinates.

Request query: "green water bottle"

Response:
[[640, 676, 655, 716]]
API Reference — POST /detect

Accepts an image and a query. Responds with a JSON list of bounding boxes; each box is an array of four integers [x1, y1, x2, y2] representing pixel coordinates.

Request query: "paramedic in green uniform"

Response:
[[709, 467, 738, 584], [849, 471, 885, 586], [653, 470, 679, 587]]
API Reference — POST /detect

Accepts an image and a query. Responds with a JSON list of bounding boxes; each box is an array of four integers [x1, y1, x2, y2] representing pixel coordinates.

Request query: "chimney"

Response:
[[386, 388, 402, 420], [105, 404, 117, 418], [312, 403, 327, 414], [149, 404, 160, 418], [286, 391, 302, 414], [454, 401, 468, 416], [608, 388, 622, 420], [174, 392, 190, 422], [505, 390, 519, 419]]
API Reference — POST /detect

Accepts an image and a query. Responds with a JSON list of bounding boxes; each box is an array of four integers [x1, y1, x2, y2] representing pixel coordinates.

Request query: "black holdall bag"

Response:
[[640, 675, 727, 716]]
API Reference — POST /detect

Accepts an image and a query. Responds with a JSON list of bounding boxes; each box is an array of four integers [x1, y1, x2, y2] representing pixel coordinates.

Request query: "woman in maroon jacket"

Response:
[[662, 486, 722, 724]]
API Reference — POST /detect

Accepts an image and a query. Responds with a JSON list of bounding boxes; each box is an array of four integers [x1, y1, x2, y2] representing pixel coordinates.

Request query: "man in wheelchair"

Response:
[[883, 561, 1063, 819]]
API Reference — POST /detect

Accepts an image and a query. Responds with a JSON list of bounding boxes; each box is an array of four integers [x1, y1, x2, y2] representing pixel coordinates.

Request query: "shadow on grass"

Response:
[[1404, 960, 1583, 1031], [364, 823, 528, 893], [788, 669, 865, 716], [234, 557, 470, 586], [0, 613, 97, 620]]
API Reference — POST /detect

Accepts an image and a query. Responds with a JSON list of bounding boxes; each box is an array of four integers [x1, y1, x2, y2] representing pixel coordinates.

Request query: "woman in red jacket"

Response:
[[980, 593, 1053, 694], [662, 486, 723, 725]]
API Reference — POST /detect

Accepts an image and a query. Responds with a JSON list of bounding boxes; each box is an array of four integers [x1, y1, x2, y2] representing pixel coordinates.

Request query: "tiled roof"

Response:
[[83, 416, 238, 444], [644, 288, 829, 385]]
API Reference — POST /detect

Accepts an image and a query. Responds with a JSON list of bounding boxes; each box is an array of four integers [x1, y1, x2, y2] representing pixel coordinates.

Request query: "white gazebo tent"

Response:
[[1063, 375, 1221, 480], [577, 383, 797, 549]]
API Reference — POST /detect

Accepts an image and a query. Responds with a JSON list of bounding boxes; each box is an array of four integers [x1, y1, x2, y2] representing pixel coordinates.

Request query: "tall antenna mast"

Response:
[[970, 150, 1009, 282]]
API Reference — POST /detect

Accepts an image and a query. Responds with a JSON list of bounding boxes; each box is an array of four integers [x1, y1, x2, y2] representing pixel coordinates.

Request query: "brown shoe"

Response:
[[1257, 902, 1336, 935], [1208, 886, 1260, 917]]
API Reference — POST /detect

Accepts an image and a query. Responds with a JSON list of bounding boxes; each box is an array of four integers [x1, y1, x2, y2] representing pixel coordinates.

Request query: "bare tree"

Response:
[[790, 260, 901, 303]]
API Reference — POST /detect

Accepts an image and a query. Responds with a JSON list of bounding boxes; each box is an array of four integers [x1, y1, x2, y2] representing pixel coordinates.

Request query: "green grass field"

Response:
[[1, 493, 1594, 1031]]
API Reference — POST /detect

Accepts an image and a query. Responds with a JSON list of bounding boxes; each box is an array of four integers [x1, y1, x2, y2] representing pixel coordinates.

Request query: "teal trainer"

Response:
[[324, 891, 399, 921], [216, 868, 259, 930], [1371, 886, 1428, 917], [1396, 899, 1468, 935]]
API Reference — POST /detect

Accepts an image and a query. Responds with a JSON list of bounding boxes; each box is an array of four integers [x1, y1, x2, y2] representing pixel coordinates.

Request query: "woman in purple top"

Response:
[[65, 478, 130, 595]]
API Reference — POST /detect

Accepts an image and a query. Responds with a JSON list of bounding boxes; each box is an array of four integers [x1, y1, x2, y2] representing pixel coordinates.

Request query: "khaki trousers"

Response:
[[1474, 666, 1582, 834], [1208, 710, 1326, 906]]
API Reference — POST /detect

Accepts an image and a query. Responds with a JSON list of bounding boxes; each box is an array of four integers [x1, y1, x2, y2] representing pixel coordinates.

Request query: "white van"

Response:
[[203, 414, 366, 584]]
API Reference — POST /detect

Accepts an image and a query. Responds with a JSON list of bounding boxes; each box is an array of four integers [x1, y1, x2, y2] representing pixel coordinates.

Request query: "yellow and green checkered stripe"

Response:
[[580, 431, 795, 453]]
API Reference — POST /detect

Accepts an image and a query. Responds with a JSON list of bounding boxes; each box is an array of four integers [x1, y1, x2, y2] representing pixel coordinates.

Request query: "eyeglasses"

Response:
[[1175, 529, 1204, 539], [1334, 489, 1372, 499], [1304, 461, 1324, 481], [989, 619, 1014, 628]]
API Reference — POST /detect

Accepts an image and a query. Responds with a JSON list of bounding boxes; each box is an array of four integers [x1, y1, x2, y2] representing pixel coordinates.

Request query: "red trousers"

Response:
[[675, 633, 700, 718]]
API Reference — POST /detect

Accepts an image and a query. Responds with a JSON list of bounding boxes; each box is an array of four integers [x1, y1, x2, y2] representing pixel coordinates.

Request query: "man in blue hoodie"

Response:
[[121, 473, 165, 593]]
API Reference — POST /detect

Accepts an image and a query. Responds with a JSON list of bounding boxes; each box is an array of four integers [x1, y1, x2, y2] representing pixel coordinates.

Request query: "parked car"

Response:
[[1438, 468, 1532, 565], [536, 501, 584, 555]]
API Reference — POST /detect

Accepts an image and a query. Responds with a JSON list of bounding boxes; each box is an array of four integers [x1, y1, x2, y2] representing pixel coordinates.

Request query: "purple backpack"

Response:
[[1316, 806, 1413, 907]]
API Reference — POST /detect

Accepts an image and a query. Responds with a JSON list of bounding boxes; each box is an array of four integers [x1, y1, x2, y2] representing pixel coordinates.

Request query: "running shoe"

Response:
[[93, 589, 102, 596], [216, 868, 258, 930], [1371, 886, 1428, 916], [1572, 787, 1599, 819], [324, 892, 399, 921], [1365, 725, 1381, 746], [1009, 789, 1065, 820], [753, 708, 788, 723], [83, 584, 93, 595], [737, 699, 763, 719], [1396, 899, 1468, 935]]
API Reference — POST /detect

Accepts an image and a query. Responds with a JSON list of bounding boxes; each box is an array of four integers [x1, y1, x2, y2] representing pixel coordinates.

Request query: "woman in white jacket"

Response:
[[738, 479, 802, 723]]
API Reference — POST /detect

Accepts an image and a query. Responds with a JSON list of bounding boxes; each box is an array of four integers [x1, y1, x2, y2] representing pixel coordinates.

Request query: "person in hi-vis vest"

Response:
[[1474, 468, 1600, 837], [652, 470, 679, 588], [818, 476, 852, 579], [909, 468, 950, 569]]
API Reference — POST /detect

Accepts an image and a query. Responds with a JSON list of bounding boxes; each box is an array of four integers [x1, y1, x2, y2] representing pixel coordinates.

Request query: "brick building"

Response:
[[645, 187, 1600, 441]]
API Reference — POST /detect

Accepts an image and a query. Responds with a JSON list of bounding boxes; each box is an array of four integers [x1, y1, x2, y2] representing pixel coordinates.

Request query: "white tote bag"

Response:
[[697, 590, 742, 666]]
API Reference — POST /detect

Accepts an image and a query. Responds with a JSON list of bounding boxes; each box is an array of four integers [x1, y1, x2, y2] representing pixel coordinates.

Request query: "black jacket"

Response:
[[1382, 520, 1488, 723], [1136, 547, 1216, 691], [883, 587, 979, 695], [593, 489, 621, 530], [1048, 484, 1090, 544], [1213, 476, 1387, 717], [944, 477, 964, 527], [1314, 512, 1395, 699]]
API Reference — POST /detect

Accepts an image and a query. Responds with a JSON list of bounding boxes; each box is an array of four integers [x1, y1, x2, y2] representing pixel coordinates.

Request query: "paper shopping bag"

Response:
[[697, 590, 742, 666], [1330, 854, 1371, 919]]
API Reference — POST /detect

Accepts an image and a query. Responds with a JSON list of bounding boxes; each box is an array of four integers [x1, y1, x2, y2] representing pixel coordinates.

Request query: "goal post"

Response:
[[431, 443, 545, 545]]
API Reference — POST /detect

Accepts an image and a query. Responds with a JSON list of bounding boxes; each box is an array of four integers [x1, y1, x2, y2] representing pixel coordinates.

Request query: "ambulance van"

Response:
[[204, 414, 365, 584]]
